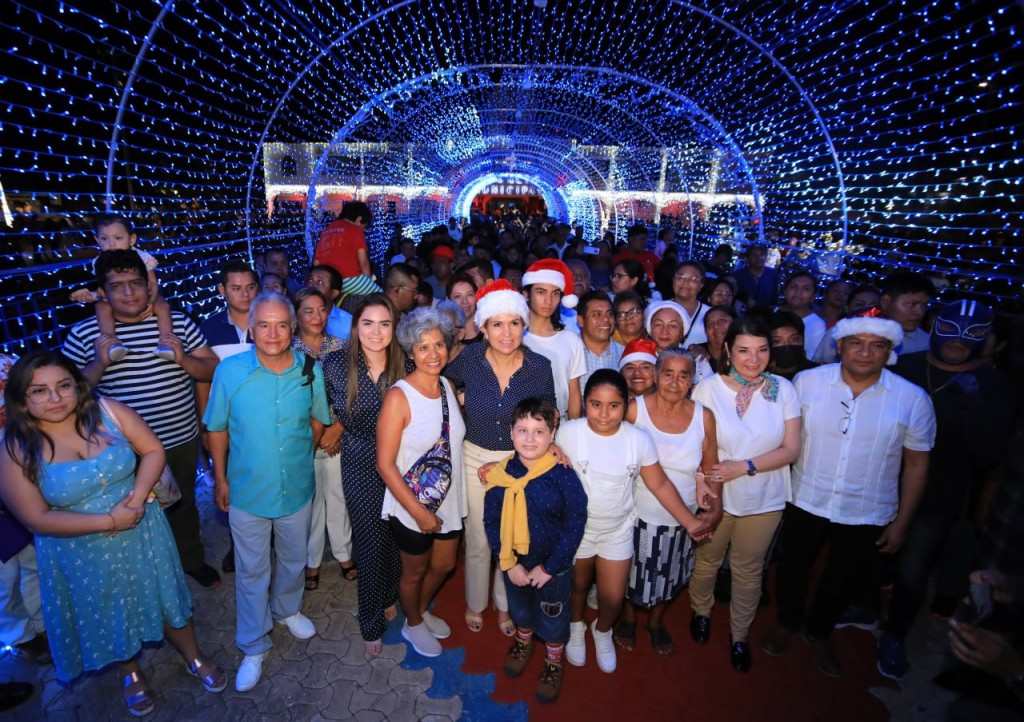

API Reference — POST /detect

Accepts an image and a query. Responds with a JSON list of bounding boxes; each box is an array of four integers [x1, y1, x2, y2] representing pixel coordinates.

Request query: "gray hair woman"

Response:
[[376, 307, 466, 658]]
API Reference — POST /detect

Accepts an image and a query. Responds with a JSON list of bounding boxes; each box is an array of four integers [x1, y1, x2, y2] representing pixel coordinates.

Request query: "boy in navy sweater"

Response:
[[484, 398, 588, 703]]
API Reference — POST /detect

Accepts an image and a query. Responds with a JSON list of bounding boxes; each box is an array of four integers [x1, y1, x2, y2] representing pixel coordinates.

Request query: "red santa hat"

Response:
[[619, 338, 659, 370], [474, 279, 530, 328], [521, 259, 578, 309]]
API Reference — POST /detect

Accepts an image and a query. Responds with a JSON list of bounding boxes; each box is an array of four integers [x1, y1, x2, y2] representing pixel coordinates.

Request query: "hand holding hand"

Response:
[[709, 460, 745, 483], [528, 565, 552, 589], [507, 564, 531, 587], [695, 471, 719, 510], [685, 514, 714, 541]]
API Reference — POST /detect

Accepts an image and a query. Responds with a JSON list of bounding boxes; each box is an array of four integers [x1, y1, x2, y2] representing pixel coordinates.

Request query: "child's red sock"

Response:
[[516, 628, 534, 645], [546, 642, 564, 664]]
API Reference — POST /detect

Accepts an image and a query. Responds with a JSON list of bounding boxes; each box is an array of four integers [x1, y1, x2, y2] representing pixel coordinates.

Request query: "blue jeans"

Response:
[[503, 569, 572, 644]]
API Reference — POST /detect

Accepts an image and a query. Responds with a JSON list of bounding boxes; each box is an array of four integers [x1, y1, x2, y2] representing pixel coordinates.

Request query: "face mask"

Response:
[[930, 300, 992, 360], [772, 344, 805, 368]]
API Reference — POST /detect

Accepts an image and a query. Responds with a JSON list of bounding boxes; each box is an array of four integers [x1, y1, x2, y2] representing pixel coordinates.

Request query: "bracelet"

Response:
[[108, 512, 117, 531]]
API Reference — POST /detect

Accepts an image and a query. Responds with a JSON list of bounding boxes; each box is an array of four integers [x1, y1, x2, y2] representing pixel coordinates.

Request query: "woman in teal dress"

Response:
[[0, 352, 226, 717]]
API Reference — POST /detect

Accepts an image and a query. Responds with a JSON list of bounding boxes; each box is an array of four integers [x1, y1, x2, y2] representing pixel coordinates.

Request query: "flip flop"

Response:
[[340, 562, 358, 581], [497, 611, 516, 637], [649, 626, 674, 657], [465, 610, 484, 633], [613, 621, 637, 651], [304, 573, 320, 591]]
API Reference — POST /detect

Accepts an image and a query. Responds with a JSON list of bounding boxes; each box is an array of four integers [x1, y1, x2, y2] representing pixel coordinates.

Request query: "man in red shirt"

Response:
[[313, 201, 381, 296], [612, 224, 660, 283]]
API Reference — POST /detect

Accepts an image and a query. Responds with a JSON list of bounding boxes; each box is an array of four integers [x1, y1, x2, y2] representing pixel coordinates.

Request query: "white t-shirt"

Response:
[[680, 302, 710, 347], [556, 419, 659, 533], [801, 312, 827, 359], [633, 396, 705, 525], [691, 373, 800, 516], [381, 378, 467, 534], [523, 329, 586, 418]]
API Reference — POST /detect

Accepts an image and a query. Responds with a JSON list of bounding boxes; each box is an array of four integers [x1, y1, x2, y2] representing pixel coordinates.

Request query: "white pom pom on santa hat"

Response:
[[521, 258, 578, 309]]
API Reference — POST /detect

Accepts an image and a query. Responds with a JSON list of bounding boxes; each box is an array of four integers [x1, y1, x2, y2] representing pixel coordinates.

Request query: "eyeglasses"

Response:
[[610, 273, 631, 281], [839, 399, 855, 435], [616, 308, 642, 320], [674, 275, 702, 284], [26, 380, 77, 404]]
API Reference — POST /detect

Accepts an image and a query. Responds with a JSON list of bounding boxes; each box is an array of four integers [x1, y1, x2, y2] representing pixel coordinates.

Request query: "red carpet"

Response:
[[429, 559, 896, 721]]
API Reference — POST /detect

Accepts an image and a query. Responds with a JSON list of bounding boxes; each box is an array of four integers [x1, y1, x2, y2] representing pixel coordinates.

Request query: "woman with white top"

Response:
[[689, 315, 802, 673], [615, 348, 722, 657], [377, 308, 467, 658], [559, 370, 712, 675], [521, 259, 587, 420]]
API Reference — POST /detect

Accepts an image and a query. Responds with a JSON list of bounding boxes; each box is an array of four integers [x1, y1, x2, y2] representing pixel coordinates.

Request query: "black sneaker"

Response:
[[186, 563, 222, 589], [222, 546, 235, 574]]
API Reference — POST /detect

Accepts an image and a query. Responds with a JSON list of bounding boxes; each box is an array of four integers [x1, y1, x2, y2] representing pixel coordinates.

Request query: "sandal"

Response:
[[364, 639, 383, 657], [340, 561, 358, 581], [497, 610, 516, 637], [122, 670, 156, 717], [186, 656, 228, 693], [304, 573, 320, 591], [648, 626, 674, 657], [613, 621, 637, 651], [465, 610, 484, 633]]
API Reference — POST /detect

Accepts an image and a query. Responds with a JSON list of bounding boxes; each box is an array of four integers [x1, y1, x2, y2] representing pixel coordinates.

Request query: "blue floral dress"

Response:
[[34, 408, 193, 682]]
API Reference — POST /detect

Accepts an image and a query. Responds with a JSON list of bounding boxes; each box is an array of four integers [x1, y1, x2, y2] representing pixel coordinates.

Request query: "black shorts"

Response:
[[388, 516, 461, 556]]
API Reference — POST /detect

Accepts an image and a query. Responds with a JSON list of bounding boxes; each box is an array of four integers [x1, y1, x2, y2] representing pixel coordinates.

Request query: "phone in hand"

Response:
[[952, 582, 994, 626]]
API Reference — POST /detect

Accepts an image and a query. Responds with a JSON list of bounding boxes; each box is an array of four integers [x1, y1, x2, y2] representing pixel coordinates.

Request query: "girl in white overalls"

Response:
[[557, 369, 712, 674]]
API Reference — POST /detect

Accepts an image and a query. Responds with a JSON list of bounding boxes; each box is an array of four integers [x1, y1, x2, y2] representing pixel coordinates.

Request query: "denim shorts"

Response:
[[502, 568, 573, 644]]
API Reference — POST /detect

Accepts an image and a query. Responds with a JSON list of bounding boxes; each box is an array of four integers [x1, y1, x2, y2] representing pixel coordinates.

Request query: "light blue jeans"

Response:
[[0, 545, 43, 647], [230, 500, 312, 655]]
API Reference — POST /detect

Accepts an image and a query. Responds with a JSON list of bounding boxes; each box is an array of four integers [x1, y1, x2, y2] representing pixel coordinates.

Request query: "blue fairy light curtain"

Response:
[[1, 0, 1020, 354]]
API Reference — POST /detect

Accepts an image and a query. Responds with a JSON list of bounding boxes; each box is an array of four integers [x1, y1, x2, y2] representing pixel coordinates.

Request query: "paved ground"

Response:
[[0, 477, 961, 721]]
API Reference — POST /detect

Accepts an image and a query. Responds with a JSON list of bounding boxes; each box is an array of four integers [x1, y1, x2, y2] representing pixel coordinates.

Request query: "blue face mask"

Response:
[[930, 300, 992, 360]]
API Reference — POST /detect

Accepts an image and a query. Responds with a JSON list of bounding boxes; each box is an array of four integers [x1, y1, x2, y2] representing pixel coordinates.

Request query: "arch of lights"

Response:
[[1, 0, 1020, 355]]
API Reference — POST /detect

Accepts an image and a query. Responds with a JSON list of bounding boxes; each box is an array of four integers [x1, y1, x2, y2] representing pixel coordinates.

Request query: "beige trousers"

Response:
[[689, 510, 783, 641], [462, 440, 510, 613]]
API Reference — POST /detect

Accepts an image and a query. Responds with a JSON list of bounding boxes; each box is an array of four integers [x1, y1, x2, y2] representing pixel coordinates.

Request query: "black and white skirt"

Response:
[[626, 518, 695, 607]]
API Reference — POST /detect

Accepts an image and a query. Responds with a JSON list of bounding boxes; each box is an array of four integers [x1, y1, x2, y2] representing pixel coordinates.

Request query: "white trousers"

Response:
[[307, 450, 353, 568], [463, 441, 509, 614], [0, 545, 43, 647]]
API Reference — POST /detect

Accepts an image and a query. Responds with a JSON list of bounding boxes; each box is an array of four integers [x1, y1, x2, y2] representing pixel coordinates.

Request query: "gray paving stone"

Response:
[[415, 692, 463, 720], [361, 660, 394, 694], [387, 662, 432, 689]]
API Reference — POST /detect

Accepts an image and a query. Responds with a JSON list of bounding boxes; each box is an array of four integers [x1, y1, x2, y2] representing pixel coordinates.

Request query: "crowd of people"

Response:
[[0, 205, 1021, 719]]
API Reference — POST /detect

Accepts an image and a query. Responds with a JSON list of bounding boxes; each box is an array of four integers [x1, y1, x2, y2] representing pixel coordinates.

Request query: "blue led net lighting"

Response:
[[1, 0, 1021, 355]]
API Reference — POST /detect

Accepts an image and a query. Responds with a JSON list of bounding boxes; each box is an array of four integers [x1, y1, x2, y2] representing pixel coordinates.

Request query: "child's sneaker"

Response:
[[535, 660, 563, 703], [566, 621, 587, 667], [108, 344, 128, 362], [154, 344, 176, 361], [503, 638, 534, 678], [591, 620, 617, 673]]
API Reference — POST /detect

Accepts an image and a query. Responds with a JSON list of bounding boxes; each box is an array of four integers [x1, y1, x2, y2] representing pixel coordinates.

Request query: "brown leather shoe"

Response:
[[802, 632, 842, 678], [535, 660, 564, 703], [761, 622, 797, 657], [503, 639, 534, 678]]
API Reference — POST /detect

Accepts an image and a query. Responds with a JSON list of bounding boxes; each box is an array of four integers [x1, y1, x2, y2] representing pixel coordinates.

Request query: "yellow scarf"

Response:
[[484, 451, 559, 571]]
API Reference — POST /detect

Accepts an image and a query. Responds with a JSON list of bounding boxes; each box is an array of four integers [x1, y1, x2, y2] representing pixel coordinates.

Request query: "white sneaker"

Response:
[[154, 344, 176, 361], [566, 621, 587, 667], [421, 610, 451, 639], [402, 620, 442, 657], [591, 620, 617, 673], [278, 612, 316, 640], [235, 652, 265, 692], [586, 584, 599, 611], [108, 344, 127, 362]]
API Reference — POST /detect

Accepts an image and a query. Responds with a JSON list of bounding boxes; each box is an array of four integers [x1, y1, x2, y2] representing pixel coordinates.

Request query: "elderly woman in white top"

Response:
[[377, 308, 467, 659], [689, 315, 801, 673]]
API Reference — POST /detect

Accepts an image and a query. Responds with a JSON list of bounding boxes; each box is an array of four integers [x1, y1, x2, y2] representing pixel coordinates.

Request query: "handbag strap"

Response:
[[439, 379, 450, 441], [97, 397, 124, 436]]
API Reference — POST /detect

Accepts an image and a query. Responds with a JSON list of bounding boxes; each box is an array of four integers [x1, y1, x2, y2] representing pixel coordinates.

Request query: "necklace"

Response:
[[925, 362, 961, 397]]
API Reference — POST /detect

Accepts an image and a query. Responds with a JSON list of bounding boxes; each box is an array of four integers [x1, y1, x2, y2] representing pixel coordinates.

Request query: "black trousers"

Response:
[[164, 435, 208, 572], [774, 503, 885, 639]]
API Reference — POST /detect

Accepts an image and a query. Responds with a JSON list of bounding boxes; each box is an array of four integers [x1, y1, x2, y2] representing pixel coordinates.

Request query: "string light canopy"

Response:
[[1, 0, 1020, 354]]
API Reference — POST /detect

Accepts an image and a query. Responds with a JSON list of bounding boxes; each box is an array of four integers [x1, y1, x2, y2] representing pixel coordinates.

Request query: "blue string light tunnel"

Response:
[[1, 0, 1020, 354]]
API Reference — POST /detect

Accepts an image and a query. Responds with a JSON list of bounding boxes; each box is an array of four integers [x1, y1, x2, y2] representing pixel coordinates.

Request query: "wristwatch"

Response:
[[746, 460, 757, 476]]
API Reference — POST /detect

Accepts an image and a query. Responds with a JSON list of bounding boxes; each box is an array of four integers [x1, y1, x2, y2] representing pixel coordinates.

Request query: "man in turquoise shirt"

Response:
[[204, 291, 332, 693]]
